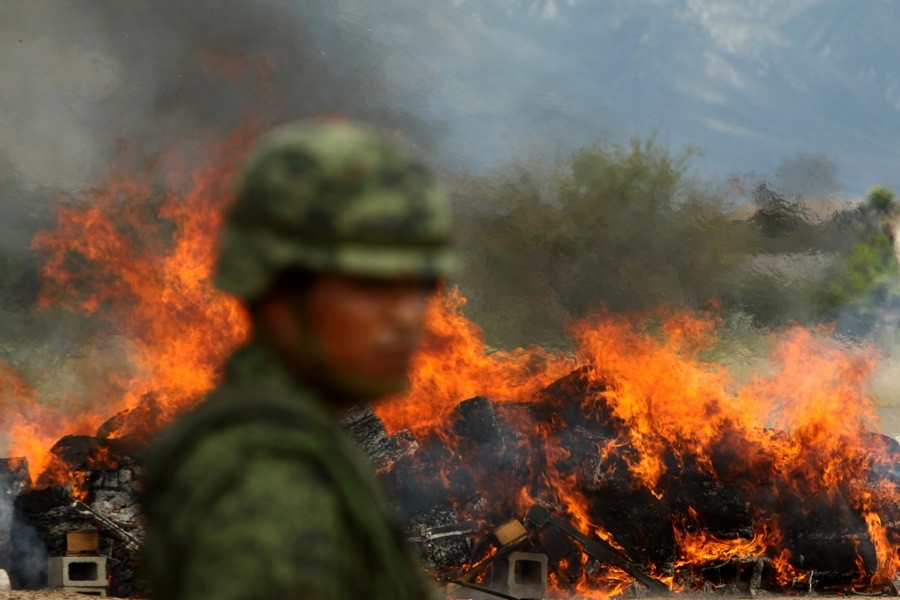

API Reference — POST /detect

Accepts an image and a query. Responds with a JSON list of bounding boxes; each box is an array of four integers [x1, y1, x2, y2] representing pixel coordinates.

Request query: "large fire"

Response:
[[8, 128, 256, 478], [377, 294, 898, 593], [0, 129, 897, 595]]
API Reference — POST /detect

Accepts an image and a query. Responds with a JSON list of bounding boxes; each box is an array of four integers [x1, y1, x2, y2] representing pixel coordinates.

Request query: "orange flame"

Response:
[[377, 288, 576, 440], [7, 127, 258, 479], [770, 548, 810, 588], [673, 508, 767, 568], [864, 511, 900, 585], [379, 302, 898, 592]]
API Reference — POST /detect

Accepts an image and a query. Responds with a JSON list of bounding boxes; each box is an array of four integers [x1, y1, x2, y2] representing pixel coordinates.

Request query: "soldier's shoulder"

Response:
[[142, 413, 352, 600], [144, 384, 334, 500]]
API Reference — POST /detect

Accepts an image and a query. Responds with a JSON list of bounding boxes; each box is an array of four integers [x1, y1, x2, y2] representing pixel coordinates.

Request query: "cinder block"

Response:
[[506, 551, 547, 599], [47, 556, 107, 588]]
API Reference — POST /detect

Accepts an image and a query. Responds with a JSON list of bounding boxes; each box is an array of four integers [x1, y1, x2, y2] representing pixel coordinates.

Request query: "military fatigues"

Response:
[[141, 122, 455, 599], [143, 343, 430, 599]]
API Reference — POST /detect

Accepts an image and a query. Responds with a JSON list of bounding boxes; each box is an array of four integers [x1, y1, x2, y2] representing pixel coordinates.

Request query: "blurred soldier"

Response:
[[142, 121, 455, 599]]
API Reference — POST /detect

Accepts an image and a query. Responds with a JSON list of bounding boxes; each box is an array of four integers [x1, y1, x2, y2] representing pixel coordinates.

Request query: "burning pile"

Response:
[[370, 293, 900, 596], [0, 131, 897, 597]]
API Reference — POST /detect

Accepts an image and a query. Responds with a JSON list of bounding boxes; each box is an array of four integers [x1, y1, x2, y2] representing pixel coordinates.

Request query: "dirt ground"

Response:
[[0, 595, 875, 600], [0, 593, 130, 599]]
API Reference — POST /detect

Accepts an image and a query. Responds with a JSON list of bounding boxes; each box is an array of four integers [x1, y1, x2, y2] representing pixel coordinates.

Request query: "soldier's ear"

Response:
[[251, 289, 307, 350]]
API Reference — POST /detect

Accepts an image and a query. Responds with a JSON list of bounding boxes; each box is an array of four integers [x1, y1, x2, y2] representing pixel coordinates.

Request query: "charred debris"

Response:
[[0, 369, 897, 597]]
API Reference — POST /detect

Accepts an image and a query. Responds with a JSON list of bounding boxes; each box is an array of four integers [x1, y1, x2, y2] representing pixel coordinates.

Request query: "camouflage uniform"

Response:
[[142, 122, 455, 600]]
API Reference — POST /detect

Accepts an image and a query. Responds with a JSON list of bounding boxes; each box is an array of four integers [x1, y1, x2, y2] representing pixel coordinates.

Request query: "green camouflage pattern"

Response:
[[215, 121, 456, 299], [143, 343, 433, 599]]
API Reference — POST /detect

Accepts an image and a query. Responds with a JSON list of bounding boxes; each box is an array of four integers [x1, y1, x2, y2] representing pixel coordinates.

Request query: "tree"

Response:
[[866, 185, 896, 216], [748, 181, 808, 239], [454, 138, 743, 346], [816, 186, 899, 336]]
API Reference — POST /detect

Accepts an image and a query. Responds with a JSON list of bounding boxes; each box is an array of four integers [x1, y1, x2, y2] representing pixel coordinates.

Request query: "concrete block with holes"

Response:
[[47, 555, 107, 591], [506, 551, 548, 599]]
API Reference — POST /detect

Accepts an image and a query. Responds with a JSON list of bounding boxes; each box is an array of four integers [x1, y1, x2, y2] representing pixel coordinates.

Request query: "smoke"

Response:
[[8, 512, 46, 590], [0, 460, 35, 587], [775, 153, 839, 199], [0, 1, 437, 191], [0, 0, 435, 279]]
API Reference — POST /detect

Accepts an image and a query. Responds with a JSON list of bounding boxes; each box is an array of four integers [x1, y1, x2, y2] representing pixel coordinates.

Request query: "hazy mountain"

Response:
[[377, 0, 900, 195]]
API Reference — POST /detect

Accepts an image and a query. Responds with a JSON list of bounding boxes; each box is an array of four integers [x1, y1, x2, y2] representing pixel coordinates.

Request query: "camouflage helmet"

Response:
[[214, 120, 456, 300]]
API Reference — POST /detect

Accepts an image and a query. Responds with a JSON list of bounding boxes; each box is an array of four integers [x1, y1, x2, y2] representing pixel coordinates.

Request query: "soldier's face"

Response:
[[262, 272, 437, 400], [305, 273, 436, 380]]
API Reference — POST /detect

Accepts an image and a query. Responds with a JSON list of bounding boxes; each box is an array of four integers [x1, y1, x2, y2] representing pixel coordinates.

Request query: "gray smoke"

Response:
[[0, 1, 436, 191]]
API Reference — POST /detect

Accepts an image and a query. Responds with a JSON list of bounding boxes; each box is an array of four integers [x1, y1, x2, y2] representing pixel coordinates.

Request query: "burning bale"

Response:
[[341, 403, 418, 474], [365, 302, 900, 597], [369, 386, 898, 596]]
